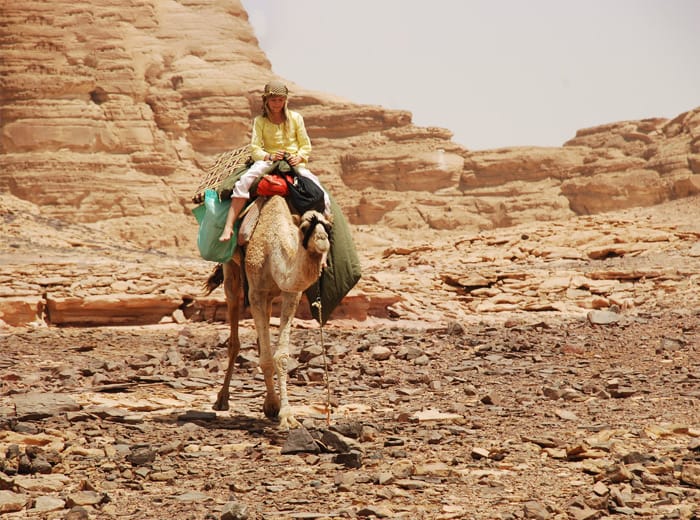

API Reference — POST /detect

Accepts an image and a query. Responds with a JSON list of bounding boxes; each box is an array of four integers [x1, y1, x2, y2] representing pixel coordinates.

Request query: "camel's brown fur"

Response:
[[208, 196, 331, 428]]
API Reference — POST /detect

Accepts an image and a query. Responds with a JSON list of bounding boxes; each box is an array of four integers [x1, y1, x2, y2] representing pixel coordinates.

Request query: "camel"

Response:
[[205, 195, 332, 429]]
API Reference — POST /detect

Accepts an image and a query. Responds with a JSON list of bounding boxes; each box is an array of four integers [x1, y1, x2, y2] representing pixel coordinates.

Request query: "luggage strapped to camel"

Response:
[[251, 155, 326, 215], [191, 146, 361, 323]]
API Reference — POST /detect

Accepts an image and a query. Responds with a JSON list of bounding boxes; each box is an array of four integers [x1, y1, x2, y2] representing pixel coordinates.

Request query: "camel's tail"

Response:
[[203, 263, 224, 295]]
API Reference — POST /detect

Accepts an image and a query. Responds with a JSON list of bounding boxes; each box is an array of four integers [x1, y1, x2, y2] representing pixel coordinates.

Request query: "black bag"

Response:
[[286, 173, 325, 214]]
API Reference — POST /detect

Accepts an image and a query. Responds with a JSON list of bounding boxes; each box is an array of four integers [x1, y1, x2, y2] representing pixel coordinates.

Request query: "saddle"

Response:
[[237, 197, 264, 246]]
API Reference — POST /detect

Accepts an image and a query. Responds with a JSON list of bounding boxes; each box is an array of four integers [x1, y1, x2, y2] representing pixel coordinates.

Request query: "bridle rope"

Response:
[[311, 272, 332, 426]]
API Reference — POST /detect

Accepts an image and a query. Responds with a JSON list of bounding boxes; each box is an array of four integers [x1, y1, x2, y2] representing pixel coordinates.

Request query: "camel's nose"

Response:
[[315, 227, 330, 248]]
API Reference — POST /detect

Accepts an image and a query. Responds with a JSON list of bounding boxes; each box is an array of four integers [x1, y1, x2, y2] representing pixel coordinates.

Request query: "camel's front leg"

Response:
[[249, 290, 280, 420], [275, 291, 302, 429]]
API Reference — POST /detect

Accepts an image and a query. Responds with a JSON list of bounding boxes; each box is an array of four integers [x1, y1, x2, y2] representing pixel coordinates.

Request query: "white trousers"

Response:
[[231, 160, 331, 214]]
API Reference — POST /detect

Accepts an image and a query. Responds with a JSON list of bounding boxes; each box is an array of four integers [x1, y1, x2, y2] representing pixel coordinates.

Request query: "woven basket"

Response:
[[192, 145, 252, 203]]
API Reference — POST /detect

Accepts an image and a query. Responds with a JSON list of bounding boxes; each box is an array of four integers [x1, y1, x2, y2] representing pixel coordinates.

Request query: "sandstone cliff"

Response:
[[1, 0, 698, 255]]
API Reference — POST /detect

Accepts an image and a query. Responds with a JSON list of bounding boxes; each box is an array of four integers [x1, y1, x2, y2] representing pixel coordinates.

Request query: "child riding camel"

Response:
[[218, 80, 330, 242]]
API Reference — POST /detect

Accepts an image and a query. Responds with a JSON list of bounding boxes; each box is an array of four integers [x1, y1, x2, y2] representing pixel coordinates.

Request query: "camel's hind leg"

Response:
[[213, 258, 242, 411], [274, 290, 302, 429], [249, 289, 280, 421]]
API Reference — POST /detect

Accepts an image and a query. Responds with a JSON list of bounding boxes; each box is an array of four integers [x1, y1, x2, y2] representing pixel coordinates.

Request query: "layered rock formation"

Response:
[[0, 0, 267, 251], [1, 0, 699, 328], [2, 189, 699, 328], [1, 0, 698, 256]]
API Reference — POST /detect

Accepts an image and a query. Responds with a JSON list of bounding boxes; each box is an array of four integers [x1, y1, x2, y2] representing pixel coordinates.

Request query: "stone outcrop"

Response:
[[560, 110, 700, 213], [0, 0, 266, 252], [1, 191, 699, 328]]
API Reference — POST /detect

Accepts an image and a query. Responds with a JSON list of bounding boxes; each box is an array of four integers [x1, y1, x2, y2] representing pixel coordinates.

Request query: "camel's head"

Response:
[[299, 211, 332, 256]]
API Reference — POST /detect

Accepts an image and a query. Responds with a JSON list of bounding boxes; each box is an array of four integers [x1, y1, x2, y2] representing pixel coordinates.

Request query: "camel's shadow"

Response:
[[157, 409, 288, 443]]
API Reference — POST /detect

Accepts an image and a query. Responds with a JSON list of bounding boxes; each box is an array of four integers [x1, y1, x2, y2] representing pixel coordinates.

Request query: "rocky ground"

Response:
[[1, 197, 700, 519], [0, 313, 699, 520]]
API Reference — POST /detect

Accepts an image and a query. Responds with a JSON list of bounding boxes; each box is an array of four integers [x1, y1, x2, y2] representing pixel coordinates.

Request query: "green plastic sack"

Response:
[[304, 194, 361, 324], [192, 189, 237, 263]]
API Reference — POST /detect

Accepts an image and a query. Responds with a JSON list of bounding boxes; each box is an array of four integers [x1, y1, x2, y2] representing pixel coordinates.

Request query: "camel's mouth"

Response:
[[300, 213, 332, 250]]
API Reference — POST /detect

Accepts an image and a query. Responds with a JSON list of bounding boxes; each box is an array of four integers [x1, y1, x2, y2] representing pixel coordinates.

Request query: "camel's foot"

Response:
[[212, 391, 230, 411], [263, 395, 280, 420], [279, 406, 300, 430]]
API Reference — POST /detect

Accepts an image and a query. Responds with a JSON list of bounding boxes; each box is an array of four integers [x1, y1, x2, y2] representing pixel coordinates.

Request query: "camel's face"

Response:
[[299, 211, 331, 254]]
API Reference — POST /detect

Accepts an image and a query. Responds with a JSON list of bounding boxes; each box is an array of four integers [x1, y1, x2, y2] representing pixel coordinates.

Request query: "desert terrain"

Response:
[[1, 1, 699, 518], [1, 195, 699, 519]]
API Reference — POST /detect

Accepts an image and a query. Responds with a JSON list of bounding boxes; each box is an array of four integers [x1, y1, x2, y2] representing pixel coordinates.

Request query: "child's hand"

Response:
[[287, 155, 302, 166]]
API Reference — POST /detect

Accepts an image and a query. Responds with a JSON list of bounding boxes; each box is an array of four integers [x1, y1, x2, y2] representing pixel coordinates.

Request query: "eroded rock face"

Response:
[[0, 0, 699, 255], [0, 0, 266, 251], [561, 110, 700, 213]]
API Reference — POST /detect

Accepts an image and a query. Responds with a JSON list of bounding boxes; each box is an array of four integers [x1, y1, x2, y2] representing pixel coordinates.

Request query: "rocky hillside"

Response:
[[1, 0, 699, 255], [1, 0, 699, 329]]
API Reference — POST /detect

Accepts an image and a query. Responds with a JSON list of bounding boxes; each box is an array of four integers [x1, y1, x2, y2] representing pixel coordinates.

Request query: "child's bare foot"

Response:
[[218, 227, 233, 242]]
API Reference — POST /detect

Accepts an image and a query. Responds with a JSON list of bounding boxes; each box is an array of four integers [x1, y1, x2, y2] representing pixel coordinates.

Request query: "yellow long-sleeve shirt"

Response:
[[249, 111, 312, 164]]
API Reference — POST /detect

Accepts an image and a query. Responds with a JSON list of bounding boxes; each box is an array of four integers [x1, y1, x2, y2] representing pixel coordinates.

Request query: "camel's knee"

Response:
[[273, 349, 290, 372]]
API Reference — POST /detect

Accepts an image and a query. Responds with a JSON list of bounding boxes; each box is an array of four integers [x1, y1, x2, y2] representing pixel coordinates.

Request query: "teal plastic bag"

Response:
[[192, 189, 237, 263]]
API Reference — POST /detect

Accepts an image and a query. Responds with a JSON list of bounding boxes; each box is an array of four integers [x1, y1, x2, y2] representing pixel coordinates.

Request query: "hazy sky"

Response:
[[242, 0, 699, 150]]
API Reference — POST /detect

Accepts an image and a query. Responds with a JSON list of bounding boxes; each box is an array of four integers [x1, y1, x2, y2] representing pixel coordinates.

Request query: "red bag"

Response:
[[255, 174, 290, 197]]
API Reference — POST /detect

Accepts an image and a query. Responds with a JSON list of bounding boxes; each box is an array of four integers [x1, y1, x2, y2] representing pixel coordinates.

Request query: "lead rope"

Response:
[[311, 273, 332, 426]]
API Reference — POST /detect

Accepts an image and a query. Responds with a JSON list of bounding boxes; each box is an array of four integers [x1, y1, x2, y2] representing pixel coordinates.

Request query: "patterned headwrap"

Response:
[[263, 80, 289, 98], [261, 80, 290, 124]]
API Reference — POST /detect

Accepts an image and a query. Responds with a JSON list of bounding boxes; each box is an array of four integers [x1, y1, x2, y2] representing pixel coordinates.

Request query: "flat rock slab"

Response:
[[281, 427, 320, 454], [587, 310, 621, 325], [0, 490, 28, 513], [11, 392, 81, 420]]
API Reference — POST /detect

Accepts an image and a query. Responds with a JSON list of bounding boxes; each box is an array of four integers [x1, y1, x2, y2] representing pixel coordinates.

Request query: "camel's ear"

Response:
[[292, 214, 301, 226]]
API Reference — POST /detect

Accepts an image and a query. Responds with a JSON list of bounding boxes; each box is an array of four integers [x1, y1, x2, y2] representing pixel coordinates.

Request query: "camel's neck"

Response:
[[249, 197, 329, 294], [271, 236, 325, 293]]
